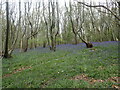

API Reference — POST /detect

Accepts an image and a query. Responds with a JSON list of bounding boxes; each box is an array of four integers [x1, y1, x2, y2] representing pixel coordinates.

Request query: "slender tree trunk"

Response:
[[20, 39, 23, 52], [4, 1, 10, 58], [30, 36, 33, 49], [69, 2, 77, 45], [48, 1, 56, 51], [23, 38, 28, 52], [33, 37, 37, 49], [43, 1, 50, 48], [54, 1, 59, 50], [118, 2, 120, 16]]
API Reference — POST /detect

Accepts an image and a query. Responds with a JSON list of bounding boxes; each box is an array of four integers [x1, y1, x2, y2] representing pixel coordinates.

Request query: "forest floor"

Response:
[[2, 41, 119, 88]]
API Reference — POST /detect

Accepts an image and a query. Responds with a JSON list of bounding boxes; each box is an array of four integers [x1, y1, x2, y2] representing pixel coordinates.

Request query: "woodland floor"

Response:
[[2, 41, 119, 88]]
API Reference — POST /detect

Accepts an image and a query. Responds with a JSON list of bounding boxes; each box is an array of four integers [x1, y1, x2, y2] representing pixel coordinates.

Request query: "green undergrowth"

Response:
[[2, 43, 119, 88]]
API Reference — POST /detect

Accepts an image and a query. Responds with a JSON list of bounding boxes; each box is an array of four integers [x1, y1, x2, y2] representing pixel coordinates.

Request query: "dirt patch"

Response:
[[107, 77, 120, 83], [71, 74, 88, 81], [71, 74, 120, 88], [3, 66, 32, 78], [71, 74, 104, 84]]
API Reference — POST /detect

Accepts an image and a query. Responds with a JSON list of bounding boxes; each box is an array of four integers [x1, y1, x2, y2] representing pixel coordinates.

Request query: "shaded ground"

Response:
[[2, 41, 119, 88]]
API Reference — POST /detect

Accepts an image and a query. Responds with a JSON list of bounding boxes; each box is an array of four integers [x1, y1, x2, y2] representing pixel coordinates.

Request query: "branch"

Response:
[[96, 8, 111, 14], [77, 2, 120, 21], [27, 31, 39, 39]]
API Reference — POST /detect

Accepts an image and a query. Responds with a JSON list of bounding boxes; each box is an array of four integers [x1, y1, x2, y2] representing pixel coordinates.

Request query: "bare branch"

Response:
[[77, 2, 120, 21]]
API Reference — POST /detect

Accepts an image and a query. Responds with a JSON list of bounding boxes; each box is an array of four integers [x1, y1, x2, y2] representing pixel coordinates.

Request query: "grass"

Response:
[[2, 41, 119, 88]]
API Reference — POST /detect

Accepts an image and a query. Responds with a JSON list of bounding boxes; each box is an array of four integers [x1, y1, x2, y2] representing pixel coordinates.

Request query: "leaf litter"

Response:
[[71, 74, 120, 88], [3, 66, 32, 78]]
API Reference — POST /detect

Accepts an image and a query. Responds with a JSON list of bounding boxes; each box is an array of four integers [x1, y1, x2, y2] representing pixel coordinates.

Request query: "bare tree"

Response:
[[69, 1, 78, 44], [8, 2, 20, 55], [47, 0, 59, 51], [54, 1, 59, 49], [43, 1, 50, 48], [65, 1, 93, 48]]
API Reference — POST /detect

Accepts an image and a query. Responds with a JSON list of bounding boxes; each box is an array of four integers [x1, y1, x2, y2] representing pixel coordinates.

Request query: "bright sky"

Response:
[[0, 0, 111, 8], [0, 0, 111, 3], [0, 0, 112, 16], [0, 0, 112, 11]]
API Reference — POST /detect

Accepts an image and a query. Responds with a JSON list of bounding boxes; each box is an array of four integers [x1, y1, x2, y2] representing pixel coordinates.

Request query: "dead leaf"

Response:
[[112, 85, 120, 89]]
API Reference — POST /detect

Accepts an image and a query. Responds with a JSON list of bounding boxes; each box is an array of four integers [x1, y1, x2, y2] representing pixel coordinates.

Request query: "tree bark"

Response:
[[118, 2, 120, 16], [69, 2, 78, 44], [4, 1, 10, 58]]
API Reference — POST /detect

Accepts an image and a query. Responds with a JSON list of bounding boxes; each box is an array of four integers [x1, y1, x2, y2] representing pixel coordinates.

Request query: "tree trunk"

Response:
[[23, 38, 28, 52], [4, 1, 10, 58], [20, 39, 23, 52], [74, 34, 78, 45], [118, 2, 120, 16], [78, 34, 93, 48]]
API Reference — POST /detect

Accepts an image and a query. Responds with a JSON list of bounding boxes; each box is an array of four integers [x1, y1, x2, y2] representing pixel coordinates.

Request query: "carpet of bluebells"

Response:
[[2, 41, 119, 88]]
